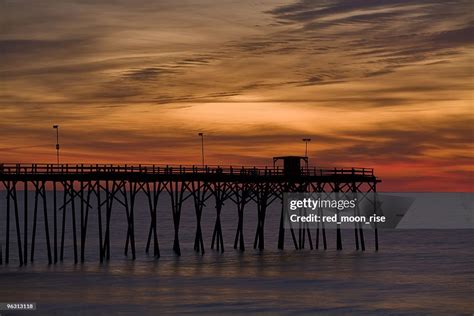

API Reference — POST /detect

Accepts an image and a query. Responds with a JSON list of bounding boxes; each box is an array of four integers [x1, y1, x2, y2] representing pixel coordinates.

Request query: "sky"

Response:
[[0, 0, 473, 191]]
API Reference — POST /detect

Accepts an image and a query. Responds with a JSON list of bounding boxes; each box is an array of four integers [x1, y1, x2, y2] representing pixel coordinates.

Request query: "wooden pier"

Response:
[[0, 159, 380, 265]]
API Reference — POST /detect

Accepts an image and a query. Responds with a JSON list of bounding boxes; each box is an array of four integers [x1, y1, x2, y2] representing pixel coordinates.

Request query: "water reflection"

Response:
[[0, 192, 473, 315]]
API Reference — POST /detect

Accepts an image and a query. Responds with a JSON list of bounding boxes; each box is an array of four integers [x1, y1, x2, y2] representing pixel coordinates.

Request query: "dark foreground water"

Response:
[[0, 192, 473, 315]]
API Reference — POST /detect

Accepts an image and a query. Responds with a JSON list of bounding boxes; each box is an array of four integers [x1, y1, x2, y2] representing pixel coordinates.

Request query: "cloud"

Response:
[[0, 0, 472, 190]]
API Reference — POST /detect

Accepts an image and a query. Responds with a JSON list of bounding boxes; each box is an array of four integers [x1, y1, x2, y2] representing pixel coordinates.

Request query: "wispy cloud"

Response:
[[0, 0, 472, 190]]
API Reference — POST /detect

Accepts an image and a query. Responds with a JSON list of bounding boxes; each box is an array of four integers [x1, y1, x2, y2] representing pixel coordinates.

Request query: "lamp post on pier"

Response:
[[53, 125, 60, 164], [302, 138, 311, 171], [302, 138, 311, 158], [198, 133, 205, 167]]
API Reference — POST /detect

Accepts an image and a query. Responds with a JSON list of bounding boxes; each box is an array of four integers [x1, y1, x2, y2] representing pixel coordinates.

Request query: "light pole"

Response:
[[302, 138, 311, 158], [302, 138, 311, 170], [53, 125, 60, 164], [198, 133, 204, 167]]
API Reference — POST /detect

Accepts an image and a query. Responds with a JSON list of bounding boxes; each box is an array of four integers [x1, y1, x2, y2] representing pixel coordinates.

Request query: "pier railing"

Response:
[[0, 163, 374, 177]]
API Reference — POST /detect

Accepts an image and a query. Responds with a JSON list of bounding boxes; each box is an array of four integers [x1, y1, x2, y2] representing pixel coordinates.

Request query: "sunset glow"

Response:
[[1, 0, 473, 191]]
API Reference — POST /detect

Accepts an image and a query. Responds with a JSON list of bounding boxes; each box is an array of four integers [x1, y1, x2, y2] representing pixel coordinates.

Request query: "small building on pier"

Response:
[[273, 156, 308, 176]]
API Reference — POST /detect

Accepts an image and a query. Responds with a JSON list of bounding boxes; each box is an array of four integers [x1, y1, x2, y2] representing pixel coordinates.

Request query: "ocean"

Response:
[[0, 192, 473, 315]]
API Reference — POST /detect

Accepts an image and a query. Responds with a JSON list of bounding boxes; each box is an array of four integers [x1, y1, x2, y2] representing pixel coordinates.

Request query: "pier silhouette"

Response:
[[0, 157, 380, 265]]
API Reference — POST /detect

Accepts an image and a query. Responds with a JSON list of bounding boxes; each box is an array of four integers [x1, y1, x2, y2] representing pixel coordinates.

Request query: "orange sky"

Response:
[[1, 0, 473, 191]]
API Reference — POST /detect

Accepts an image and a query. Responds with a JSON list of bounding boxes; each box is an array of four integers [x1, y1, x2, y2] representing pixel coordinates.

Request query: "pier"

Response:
[[0, 158, 380, 265]]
